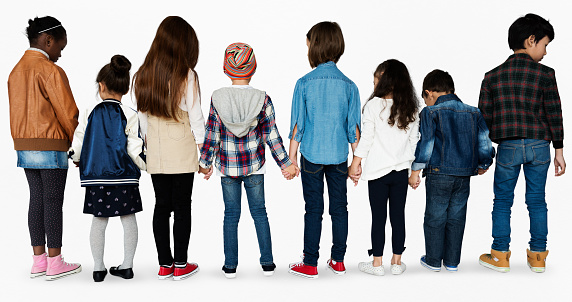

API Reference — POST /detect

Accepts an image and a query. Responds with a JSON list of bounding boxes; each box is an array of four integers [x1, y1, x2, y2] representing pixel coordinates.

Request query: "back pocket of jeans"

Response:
[[302, 158, 323, 174], [496, 146, 515, 166], [532, 144, 550, 165]]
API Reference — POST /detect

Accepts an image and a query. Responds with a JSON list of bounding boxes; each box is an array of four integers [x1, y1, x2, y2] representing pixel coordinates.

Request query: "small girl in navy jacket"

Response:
[[70, 55, 146, 282]]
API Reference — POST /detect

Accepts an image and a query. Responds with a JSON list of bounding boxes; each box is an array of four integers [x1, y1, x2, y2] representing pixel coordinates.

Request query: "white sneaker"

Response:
[[390, 262, 406, 275], [358, 261, 384, 276]]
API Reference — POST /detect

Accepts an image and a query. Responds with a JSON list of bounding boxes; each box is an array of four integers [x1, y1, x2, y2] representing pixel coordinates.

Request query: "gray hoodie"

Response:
[[211, 87, 267, 138]]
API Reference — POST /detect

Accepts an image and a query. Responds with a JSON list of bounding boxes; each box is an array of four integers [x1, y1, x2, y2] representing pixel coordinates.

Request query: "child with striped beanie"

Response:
[[199, 43, 299, 278]]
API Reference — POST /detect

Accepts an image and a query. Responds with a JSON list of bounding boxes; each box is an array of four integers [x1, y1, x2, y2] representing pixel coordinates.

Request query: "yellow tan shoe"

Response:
[[479, 249, 511, 273], [527, 249, 549, 273]]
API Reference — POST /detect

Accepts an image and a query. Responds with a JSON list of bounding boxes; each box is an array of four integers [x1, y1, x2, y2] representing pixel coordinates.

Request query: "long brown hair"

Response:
[[133, 16, 199, 120], [366, 59, 419, 131]]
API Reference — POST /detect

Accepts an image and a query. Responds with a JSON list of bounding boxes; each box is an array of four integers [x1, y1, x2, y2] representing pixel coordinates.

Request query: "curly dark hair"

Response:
[[366, 59, 419, 130]]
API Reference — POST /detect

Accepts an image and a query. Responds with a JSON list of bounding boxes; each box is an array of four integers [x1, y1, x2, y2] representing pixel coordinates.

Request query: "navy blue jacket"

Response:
[[412, 94, 494, 176], [78, 100, 144, 186]]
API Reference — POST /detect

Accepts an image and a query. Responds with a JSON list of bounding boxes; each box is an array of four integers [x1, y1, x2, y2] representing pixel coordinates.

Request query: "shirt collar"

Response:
[[316, 61, 336, 68], [27, 47, 50, 60], [435, 93, 462, 105], [508, 52, 533, 61]]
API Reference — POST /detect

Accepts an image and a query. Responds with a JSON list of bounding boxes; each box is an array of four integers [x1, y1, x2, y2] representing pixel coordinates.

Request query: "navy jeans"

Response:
[[423, 173, 470, 267], [221, 174, 273, 268], [492, 139, 550, 252], [301, 156, 348, 266]]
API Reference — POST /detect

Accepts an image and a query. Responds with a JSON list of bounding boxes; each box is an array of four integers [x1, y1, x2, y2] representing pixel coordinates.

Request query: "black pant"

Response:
[[151, 173, 194, 265], [24, 169, 67, 248], [367, 169, 408, 256]]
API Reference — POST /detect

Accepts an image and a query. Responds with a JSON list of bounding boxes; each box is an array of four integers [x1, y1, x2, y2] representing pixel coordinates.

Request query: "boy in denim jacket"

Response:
[[409, 70, 494, 272], [478, 14, 565, 273]]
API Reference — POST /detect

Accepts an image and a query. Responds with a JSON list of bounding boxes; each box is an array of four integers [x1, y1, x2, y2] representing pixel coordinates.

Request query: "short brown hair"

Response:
[[306, 21, 345, 68]]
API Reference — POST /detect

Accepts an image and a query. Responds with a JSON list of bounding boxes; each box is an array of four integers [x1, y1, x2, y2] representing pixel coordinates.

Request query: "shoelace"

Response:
[[60, 257, 75, 266], [291, 262, 305, 268]]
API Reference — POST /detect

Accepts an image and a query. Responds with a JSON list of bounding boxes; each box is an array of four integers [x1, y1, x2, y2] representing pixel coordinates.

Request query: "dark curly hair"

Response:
[[366, 59, 419, 131]]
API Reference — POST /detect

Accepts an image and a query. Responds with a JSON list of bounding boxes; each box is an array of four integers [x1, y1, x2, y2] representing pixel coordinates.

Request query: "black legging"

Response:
[[151, 173, 195, 266], [367, 169, 408, 256], [24, 169, 67, 248]]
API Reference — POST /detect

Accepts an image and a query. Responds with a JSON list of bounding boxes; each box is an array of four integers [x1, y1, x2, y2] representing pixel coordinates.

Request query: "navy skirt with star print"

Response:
[[84, 185, 142, 217]]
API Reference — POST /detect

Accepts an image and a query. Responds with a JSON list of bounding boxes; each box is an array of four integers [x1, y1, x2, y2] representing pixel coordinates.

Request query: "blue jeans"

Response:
[[221, 174, 273, 268], [423, 173, 470, 267], [300, 156, 348, 266], [492, 139, 550, 252]]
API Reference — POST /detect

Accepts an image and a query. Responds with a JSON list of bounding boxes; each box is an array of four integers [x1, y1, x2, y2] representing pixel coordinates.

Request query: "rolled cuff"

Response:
[[553, 140, 563, 149], [411, 162, 426, 171]]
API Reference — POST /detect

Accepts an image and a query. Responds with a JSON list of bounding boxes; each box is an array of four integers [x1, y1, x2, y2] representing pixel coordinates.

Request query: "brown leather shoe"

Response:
[[479, 249, 511, 273], [527, 249, 549, 273]]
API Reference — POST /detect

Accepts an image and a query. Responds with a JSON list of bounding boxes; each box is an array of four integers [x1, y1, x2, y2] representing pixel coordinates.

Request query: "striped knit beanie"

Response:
[[224, 43, 257, 79]]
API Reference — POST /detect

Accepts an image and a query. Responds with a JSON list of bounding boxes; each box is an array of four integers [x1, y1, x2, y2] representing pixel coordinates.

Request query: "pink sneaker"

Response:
[[46, 254, 81, 281], [31, 253, 47, 278]]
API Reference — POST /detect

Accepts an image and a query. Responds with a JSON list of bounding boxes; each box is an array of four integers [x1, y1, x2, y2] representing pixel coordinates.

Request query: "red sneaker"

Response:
[[158, 264, 174, 280], [173, 262, 199, 281], [289, 261, 318, 279], [327, 259, 346, 275]]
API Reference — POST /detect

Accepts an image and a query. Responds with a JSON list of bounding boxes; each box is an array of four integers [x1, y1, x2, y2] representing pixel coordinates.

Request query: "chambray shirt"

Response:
[[411, 94, 494, 176], [288, 61, 361, 165]]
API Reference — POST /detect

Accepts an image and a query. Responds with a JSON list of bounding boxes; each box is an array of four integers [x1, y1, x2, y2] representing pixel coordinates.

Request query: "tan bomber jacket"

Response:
[[8, 50, 79, 151]]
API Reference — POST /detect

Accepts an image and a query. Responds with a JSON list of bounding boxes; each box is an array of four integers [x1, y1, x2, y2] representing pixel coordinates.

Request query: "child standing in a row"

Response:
[[199, 43, 298, 278], [133, 16, 205, 281], [349, 59, 420, 276], [71, 55, 146, 282], [288, 21, 361, 279]]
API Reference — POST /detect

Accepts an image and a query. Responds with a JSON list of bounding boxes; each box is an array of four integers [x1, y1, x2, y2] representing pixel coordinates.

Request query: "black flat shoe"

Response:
[[109, 266, 134, 279], [93, 269, 107, 282]]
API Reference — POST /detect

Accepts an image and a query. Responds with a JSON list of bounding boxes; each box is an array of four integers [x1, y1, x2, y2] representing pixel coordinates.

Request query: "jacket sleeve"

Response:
[[261, 96, 293, 169], [70, 106, 90, 162], [288, 79, 305, 142], [347, 83, 361, 143], [199, 101, 221, 169], [125, 109, 146, 171], [478, 75, 493, 131], [476, 110, 494, 170], [411, 108, 435, 171], [543, 69, 564, 149], [46, 66, 79, 143], [353, 102, 374, 158]]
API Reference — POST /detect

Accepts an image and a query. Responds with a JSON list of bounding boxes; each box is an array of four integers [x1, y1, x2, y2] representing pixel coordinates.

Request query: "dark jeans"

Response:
[[151, 173, 194, 266], [492, 139, 550, 252], [221, 174, 273, 268], [423, 173, 470, 267], [300, 156, 348, 266], [368, 170, 408, 256], [24, 169, 67, 248]]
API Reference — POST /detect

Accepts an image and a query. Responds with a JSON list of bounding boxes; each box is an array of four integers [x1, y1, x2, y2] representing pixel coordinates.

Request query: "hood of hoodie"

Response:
[[211, 87, 266, 138]]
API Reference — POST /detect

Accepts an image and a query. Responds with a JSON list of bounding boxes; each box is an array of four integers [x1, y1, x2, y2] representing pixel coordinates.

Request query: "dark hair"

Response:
[[306, 21, 345, 68], [508, 13, 554, 50], [97, 55, 132, 95], [26, 16, 66, 44], [365, 60, 419, 131], [422, 70, 455, 98], [133, 16, 200, 121]]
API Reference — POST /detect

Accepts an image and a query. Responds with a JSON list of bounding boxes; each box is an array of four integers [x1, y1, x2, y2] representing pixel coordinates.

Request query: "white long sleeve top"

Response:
[[138, 70, 206, 144], [353, 98, 420, 181]]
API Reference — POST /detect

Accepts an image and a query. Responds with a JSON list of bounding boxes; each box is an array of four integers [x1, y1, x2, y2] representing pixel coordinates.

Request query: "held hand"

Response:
[[408, 174, 420, 190], [283, 163, 299, 180], [478, 168, 489, 175], [199, 166, 213, 180], [554, 153, 566, 176], [73, 161, 79, 167], [348, 162, 361, 186]]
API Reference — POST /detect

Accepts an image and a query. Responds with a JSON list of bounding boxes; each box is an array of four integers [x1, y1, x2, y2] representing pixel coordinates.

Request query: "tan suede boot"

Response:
[[527, 249, 549, 273], [479, 249, 511, 272]]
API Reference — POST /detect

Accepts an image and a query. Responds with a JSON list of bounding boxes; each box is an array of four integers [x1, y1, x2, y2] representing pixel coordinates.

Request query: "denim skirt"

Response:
[[17, 150, 69, 169]]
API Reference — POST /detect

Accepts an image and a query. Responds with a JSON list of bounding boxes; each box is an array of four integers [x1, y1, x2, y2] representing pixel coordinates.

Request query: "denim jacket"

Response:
[[288, 61, 361, 165], [411, 94, 494, 176]]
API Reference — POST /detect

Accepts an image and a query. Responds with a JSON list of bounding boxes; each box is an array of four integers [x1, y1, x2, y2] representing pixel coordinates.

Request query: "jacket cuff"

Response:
[[411, 162, 426, 171], [553, 140, 563, 149]]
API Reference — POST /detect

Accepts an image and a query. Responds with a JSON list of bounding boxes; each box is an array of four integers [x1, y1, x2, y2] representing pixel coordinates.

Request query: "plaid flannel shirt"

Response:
[[478, 53, 564, 148], [199, 94, 292, 177]]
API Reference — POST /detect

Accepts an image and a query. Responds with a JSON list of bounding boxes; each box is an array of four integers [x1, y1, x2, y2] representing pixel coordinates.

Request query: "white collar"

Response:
[[28, 47, 50, 60]]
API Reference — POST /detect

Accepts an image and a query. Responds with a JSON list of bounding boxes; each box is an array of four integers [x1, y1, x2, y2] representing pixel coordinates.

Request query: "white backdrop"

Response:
[[1, 1, 570, 301]]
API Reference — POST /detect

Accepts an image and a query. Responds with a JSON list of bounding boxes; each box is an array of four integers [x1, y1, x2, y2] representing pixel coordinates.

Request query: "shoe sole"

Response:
[[527, 262, 545, 273], [420, 259, 441, 272], [223, 271, 236, 279], [444, 266, 458, 272], [479, 259, 510, 273], [288, 269, 318, 279], [173, 267, 200, 281], [263, 271, 274, 277], [158, 273, 173, 280], [30, 271, 46, 278], [45, 265, 82, 281]]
